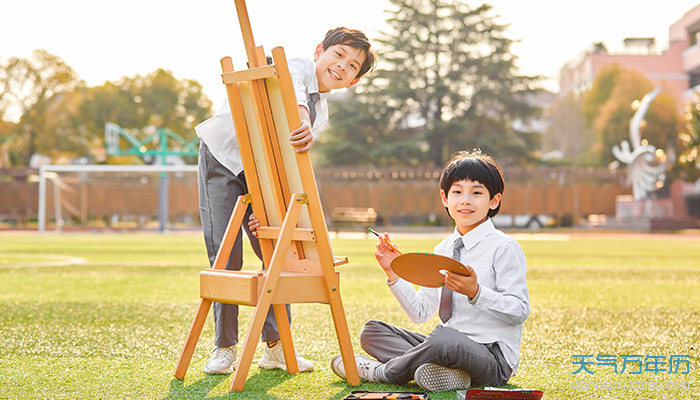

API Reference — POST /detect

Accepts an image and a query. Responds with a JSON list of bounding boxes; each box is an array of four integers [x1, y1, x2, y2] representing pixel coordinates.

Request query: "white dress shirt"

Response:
[[194, 57, 329, 175], [388, 218, 530, 374]]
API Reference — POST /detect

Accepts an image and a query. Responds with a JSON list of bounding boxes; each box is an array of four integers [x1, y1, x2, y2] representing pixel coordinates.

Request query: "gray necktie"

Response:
[[307, 92, 320, 126], [439, 238, 464, 323]]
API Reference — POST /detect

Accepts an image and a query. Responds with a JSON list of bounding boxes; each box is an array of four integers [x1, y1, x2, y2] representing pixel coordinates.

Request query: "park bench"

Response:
[[330, 207, 378, 234]]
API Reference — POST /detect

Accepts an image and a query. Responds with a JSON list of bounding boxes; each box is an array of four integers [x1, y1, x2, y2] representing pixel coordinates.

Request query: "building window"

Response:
[[691, 30, 700, 47], [689, 73, 700, 89]]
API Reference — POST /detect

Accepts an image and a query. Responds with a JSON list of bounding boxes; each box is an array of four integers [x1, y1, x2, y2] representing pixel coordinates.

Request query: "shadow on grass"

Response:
[[164, 370, 296, 400], [164, 375, 226, 400]]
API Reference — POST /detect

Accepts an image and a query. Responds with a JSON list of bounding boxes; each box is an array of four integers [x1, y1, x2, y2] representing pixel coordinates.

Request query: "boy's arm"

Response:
[[471, 240, 530, 325], [287, 58, 318, 153], [375, 233, 439, 323], [389, 280, 440, 324], [289, 105, 314, 153]]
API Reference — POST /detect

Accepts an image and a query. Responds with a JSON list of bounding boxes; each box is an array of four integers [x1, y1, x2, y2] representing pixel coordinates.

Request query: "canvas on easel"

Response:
[[173, 0, 360, 391]]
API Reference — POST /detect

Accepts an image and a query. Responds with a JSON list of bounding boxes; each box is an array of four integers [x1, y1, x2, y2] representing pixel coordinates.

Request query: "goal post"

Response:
[[37, 164, 198, 233]]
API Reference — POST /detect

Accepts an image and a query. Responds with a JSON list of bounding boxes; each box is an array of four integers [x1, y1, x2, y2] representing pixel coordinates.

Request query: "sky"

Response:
[[2, 0, 700, 108]]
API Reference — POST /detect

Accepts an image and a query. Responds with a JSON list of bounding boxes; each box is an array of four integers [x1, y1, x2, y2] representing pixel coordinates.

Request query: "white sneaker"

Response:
[[414, 363, 471, 392], [203, 345, 236, 374], [330, 354, 382, 382], [330, 354, 347, 379], [258, 341, 314, 372]]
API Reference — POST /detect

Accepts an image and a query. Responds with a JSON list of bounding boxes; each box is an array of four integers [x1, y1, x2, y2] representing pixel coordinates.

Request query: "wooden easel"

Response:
[[173, 0, 360, 391]]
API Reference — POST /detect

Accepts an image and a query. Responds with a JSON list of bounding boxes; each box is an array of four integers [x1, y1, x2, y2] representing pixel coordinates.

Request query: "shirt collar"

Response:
[[308, 61, 320, 95], [451, 218, 495, 251], [308, 70, 330, 103]]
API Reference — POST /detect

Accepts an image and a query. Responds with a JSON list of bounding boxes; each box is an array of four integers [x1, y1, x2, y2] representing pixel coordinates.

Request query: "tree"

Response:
[[0, 117, 14, 167], [542, 93, 595, 164], [0, 49, 84, 165], [341, 0, 541, 166], [582, 64, 681, 164], [0, 50, 212, 165], [317, 90, 426, 166], [80, 68, 212, 144], [674, 99, 700, 182]]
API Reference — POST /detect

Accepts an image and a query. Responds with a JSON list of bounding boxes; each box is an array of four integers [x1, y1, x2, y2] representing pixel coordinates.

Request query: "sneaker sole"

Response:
[[329, 355, 346, 379], [203, 365, 234, 374], [414, 363, 471, 392], [258, 359, 314, 372]]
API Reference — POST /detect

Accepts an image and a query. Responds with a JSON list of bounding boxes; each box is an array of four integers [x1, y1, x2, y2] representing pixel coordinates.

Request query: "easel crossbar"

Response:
[[256, 226, 315, 241], [222, 65, 277, 84]]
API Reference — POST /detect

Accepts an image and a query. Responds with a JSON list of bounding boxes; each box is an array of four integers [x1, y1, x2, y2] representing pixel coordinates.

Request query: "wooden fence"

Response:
[[0, 166, 630, 229]]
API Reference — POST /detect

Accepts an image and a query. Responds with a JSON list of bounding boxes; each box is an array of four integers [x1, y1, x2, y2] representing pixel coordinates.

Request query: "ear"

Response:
[[440, 189, 448, 207], [345, 77, 361, 88], [313, 43, 324, 61], [489, 193, 502, 210]]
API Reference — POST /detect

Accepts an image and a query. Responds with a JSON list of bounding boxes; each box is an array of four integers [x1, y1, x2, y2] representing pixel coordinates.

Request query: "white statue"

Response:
[[612, 88, 673, 200]]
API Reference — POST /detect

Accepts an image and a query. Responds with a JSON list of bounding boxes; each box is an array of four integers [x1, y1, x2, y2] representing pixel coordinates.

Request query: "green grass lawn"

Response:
[[0, 231, 698, 399]]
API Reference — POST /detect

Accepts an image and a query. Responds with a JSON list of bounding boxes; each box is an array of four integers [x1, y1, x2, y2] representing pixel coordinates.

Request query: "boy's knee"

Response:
[[362, 320, 383, 331], [425, 327, 463, 360], [426, 330, 454, 351], [359, 320, 384, 350]]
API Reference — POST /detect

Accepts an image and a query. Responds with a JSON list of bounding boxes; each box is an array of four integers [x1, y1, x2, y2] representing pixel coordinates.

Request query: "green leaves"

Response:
[[320, 0, 542, 167], [582, 65, 682, 165], [0, 50, 212, 166]]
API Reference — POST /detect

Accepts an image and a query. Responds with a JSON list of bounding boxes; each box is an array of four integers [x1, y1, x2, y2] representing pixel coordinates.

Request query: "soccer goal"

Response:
[[37, 164, 198, 233]]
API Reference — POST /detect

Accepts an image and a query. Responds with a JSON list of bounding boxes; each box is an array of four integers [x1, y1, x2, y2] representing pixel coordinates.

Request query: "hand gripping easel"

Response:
[[173, 0, 360, 391]]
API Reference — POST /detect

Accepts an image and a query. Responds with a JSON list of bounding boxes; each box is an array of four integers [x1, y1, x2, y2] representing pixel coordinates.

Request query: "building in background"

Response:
[[554, 3, 700, 230], [558, 36, 686, 103], [558, 4, 700, 107], [671, 4, 700, 104]]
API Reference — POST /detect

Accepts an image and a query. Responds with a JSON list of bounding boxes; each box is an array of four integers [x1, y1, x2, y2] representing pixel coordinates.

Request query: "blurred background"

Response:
[[1, 0, 699, 232]]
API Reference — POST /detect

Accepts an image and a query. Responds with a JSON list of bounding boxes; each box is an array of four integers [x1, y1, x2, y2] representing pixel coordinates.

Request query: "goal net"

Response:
[[38, 164, 199, 232]]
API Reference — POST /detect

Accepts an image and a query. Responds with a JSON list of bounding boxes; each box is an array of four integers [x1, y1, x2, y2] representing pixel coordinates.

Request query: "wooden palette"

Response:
[[390, 252, 470, 288]]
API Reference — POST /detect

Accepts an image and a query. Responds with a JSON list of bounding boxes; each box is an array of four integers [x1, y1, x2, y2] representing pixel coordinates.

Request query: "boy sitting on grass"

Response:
[[330, 150, 530, 392]]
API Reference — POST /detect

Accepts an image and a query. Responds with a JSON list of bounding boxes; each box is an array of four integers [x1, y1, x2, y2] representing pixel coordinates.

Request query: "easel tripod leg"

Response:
[[273, 304, 299, 373], [328, 295, 360, 385], [174, 299, 212, 379], [230, 195, 305, 391]]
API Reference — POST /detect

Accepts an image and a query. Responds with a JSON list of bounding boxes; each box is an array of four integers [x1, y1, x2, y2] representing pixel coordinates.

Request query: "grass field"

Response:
[[0, 230, 698, 399]]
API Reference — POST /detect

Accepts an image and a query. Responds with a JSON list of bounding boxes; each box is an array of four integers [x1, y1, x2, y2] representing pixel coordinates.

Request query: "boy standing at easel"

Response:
[[195, 27, 376, 375]]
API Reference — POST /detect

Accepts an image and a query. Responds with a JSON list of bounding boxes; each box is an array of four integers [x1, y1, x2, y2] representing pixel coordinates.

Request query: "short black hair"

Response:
[[439, 150, 505, 218], [321, 27, 377, 79]]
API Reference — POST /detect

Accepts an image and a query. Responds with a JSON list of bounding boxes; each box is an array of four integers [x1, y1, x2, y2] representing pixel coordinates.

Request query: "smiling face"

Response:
[[441, 179, 502, 235], [314, 43, 367, 92]]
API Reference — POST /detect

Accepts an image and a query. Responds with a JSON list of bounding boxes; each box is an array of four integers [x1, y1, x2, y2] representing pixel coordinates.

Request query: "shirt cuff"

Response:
[[468, 284, 481, 305], [386, 278, 399, 287]]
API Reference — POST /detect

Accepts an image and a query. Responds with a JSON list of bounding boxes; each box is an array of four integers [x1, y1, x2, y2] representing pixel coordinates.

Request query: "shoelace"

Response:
[[212, 348, 234, 361], [357, 360, 375, 379]]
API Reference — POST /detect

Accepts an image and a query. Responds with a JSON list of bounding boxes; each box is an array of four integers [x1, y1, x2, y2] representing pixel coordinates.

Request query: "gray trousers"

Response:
[[198, 142, 290, 347], [360, 320, 512, 387]]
